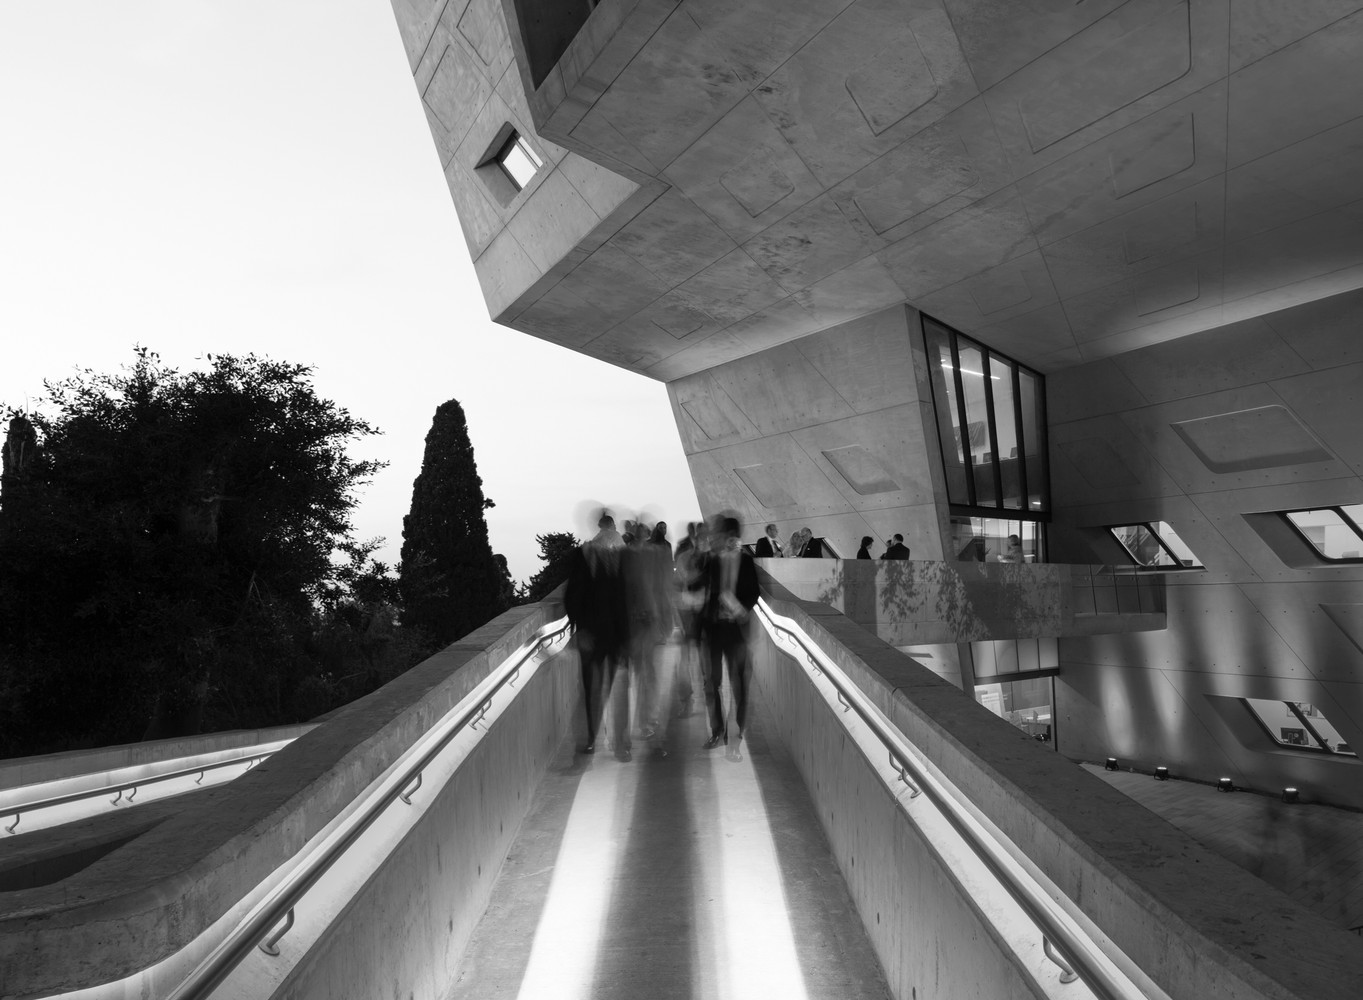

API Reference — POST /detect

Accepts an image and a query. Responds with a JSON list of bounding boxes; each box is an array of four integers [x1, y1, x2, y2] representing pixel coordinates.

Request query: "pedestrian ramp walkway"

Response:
[[4, 590, 1362, 1000], [446, 703, 891, 1000]]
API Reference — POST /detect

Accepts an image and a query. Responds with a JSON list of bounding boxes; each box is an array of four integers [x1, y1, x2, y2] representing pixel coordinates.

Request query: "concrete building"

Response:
[[389, 0, 1363, 809]]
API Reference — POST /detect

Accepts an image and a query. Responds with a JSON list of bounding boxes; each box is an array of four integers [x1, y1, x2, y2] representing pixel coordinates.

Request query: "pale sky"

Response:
[[0, 0, 701, 584]]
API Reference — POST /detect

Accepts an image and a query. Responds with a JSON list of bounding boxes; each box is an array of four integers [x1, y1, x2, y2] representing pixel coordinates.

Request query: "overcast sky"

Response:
[[0, 0, 701, 584]]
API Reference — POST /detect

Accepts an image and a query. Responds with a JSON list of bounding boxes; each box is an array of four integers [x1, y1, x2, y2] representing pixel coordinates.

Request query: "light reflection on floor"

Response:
[[453, 642, 887, 1000]]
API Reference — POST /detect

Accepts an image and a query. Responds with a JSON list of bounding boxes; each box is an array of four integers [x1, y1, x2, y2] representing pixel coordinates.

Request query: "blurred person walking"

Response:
[[701, 515, 759, 760], [673, 521, 708, 718], [564, 511, 629, 758]]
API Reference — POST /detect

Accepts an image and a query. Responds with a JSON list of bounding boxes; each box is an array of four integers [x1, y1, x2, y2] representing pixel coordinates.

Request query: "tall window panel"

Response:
[[922, 314, 1050, 518]]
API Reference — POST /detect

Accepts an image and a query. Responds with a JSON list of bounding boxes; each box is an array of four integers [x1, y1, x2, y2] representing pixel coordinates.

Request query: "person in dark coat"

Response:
[[564, 512, 629, 757], [882, 533, 910, 560], [857, 536, 874, 559], [701, 515, 759, 760], [753, 523, 783, 558]]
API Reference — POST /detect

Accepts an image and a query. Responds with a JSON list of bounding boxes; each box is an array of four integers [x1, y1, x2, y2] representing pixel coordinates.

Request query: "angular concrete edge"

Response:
[[755, 569, 1363, 1000], [0, 598, 563, 997]]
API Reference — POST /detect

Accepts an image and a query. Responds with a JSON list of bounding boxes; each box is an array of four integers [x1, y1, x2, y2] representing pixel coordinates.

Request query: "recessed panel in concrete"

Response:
[[1227, 9, 1363, 166], [752, 0, 977, 185], [733, 463, 798, 508], [1171, 405, 1334, 474], [1016, 0, 1192, 152], [820, 445, 903, 497], [943, 0, 1127, 90], [663, 97, 824, 242]]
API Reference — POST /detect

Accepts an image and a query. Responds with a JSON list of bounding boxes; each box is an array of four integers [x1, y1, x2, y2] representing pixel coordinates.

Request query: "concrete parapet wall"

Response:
[[273, 617, 578, 1000], [761, 558, 1165, 645], [754, 573, 1363, 1000], [0, 600, 564, 998], [0, 725, 314, 792]]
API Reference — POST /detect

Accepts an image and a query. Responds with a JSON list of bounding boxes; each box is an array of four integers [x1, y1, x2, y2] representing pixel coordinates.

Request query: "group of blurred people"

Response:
[[563, 511, 758, 763]]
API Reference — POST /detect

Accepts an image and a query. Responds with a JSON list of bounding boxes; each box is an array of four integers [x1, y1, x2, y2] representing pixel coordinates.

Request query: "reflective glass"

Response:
[[1018, 368, 1047, 512], [1244, 698, 1355, 754], [989, 355, 1021, 508], [1285, 508, 1363, 560], [975, 676, 1053, 745], [1111, 524, 1177, 568], [956, 340, 995, 505], [951, 515, 1044, 563], [1152, 521, 1202, 567], [499, 136, 542, 189], [924, 321, 969, 503]]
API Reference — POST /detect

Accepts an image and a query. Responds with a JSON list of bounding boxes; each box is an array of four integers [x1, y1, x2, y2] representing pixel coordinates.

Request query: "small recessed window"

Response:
[[1282, 506, 1363, 561], [496, 132, 542, 192], [1107, 521, 1202, 569], [1243, 698, 1354, 756]]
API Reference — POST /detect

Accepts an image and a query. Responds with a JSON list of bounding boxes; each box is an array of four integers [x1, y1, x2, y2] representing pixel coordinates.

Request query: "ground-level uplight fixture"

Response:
[[1104, 757, 1119, 771], [1282, 787, 1299, 803], [1154, 766, 1169, 780], [1217, 777, 1234, 792]]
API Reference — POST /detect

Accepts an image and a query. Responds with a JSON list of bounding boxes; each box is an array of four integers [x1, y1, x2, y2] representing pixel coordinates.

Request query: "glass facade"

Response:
[[975, 676, 1054, 745], [949, 515, 1044, 563], [1108, 521, 1202, 569], [1244, 698, 1354, 755], [1283, 506, 1363, 561], [923, 315, 1049, 516]]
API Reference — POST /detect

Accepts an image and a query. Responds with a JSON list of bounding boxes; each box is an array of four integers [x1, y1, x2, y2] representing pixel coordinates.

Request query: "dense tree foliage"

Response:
[[399, 400, 508, 647], [0, 349, 410, 754], [523, 531, 580, 603]]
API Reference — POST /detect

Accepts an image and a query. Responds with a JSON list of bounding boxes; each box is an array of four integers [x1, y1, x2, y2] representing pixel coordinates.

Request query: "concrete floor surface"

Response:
[[446, 643, 893, 1000]]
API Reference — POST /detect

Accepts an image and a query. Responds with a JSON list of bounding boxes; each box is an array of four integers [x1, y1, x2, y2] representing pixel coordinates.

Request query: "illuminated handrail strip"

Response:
[[3, 748, 282, 835], [170, 616, 571, 1000], [755, 598, 1138, 1000]]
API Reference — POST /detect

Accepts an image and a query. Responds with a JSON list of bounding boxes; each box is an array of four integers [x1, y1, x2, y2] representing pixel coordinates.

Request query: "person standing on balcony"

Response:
[[701, 515, 759, 761], [857, 536, 874, 559], [564, 511, 628, 758], [882, 534, 910, 559], [754, 523, 783, 558]]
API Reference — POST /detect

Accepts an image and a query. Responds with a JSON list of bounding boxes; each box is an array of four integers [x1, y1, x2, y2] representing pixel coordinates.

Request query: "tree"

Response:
[[399, 400, 507, 648], [0, 348, 385, 752], [524, 531, 580, 603]]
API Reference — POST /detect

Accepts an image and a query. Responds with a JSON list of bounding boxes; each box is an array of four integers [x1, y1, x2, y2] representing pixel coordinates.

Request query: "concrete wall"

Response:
[[753, 575, 1363, 1000], [1047, 287, 1363, 807], [0, 600, 563, 998], [272, 621, 578, 1000], [393, 1, 1363, 382], [387, 0, 650, 323], [760, 557, 1165, 646], [667, 305, 955, 561]]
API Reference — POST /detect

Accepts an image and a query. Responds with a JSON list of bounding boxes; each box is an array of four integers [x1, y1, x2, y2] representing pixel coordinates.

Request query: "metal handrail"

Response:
[[756, 599, 1136, 1000], [4, 749, 280, 835], [170, 616, 571, 1000]]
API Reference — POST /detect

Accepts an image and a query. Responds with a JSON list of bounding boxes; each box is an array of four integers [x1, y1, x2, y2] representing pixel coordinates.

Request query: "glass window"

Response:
[[921, 313, 1049, 517], [924, 320, 969, 504], [1283, 507, 1363, 561], [1018, 368, 1047, 512], [1108, 521, 1202, 569], [497, 132, 543, 191], [989, 354, 1022, 509], [975, 676, 1053, 745], [1244, 698, 1354, 755], [956, 340, 995, 505], [951, 515, 1044, 563]]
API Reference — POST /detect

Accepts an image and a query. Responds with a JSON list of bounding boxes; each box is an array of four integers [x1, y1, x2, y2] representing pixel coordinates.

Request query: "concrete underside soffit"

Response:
[[394, 0, 1363, 380]]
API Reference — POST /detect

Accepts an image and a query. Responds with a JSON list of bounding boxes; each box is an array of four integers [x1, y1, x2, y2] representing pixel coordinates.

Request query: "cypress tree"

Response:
[[399, 400, 505, 647]]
